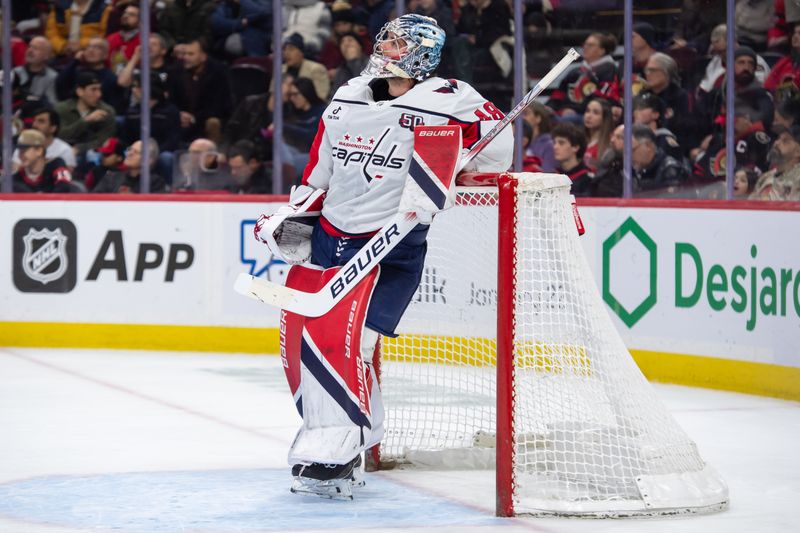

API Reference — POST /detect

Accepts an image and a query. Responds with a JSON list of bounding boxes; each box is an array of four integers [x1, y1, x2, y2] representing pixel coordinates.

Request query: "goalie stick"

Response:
[[235, 48, 581, 317]]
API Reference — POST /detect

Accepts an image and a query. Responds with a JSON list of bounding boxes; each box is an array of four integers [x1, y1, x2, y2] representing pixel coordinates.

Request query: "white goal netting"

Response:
[[377, 173, 728, 516]]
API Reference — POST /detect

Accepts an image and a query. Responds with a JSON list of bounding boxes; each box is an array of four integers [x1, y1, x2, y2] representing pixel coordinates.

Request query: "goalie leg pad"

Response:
[[280, 264, 329, 415], [361, 328, 385, 449], [284, 263, 381, 466]]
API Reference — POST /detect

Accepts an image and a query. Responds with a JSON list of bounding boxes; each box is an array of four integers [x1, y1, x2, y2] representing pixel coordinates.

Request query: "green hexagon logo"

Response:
[[602, 217, 657, 327]]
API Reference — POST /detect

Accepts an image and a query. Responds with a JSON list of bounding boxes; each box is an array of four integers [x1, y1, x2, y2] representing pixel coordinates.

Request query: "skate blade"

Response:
[[290, 478, 354, 500]]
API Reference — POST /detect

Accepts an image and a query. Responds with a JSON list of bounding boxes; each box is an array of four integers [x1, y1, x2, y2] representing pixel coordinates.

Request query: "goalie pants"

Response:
[[310, 219, 429, 337]]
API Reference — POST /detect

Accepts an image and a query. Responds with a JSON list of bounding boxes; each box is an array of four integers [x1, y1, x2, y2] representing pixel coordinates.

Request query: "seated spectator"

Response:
[[13, 37, 58, 105], [592, 124, 625, 197], [319, 6, 372, 75], [551, 122, 593, 196], [700, 46, 776, 135], [121, 75, 181, 153], [225, 140, 271, 193], [106, 2, 141, 72], [13, 129, 73, 193], [272, 77, 327, 180], [548, 32, 619, 117], [522, 102, 556, 172], [45, 0, 111, 57], [750, 125, 800, 200], [693, 104, 771, 188], [117, 33, 174, 91], [764, 23, 800, 105], [94, 139, 166, 193], [55, 71, 117, 158], [632, 22, 659, 76], [632, 93, 683, 161], [276, 33, 330, 102], [157, 0, 216, 52], [330, 32, 370, 98], [81, 136, 126, 190], [283, 0, 332, 56], [699, 24, 771, 94], [104, 0, 148, 35], [172, 39, 233, 143], [13, 107, 77, 171], [583, 97, 615, 172], [173, 138, 223, 190], [55, 37, 123, 112], [733, 166, 760, 198], [630, 124, 689, 195], [641, 52, 694, 148], [211, 0, 272, 58]]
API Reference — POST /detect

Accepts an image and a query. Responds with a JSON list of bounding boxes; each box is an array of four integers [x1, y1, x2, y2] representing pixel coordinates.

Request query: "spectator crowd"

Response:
[[2, 0, 799, 201]]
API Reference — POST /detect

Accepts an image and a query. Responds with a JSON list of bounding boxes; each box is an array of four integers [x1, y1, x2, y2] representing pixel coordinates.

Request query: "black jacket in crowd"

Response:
[[634, 148, 690, 195]]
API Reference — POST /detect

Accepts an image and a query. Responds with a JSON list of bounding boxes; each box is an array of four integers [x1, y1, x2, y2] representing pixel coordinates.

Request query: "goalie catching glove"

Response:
[[254, 185, 326, 264]]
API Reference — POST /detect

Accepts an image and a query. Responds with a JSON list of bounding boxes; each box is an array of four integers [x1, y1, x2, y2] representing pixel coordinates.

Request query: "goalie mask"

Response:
[[361, 14, 445, 81]]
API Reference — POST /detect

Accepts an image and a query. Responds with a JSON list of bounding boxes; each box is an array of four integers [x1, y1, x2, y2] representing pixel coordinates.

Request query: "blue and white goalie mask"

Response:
[[362, 14, 445, 81]]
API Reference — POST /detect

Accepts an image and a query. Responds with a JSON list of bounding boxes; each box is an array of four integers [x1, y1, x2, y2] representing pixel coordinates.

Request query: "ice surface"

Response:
[[0, 347, 797, 533]]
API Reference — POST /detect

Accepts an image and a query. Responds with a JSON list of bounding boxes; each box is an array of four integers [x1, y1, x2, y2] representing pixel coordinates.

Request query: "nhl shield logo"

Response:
[[13, 219, 78, 293], [22, 228, 69, 284]]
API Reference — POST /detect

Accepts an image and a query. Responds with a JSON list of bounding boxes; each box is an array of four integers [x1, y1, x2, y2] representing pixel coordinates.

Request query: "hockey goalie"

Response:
[[252, 14, 513, 500]]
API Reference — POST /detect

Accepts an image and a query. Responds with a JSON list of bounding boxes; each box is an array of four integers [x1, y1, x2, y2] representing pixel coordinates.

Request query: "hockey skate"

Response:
[[290, 455, 363, 500]]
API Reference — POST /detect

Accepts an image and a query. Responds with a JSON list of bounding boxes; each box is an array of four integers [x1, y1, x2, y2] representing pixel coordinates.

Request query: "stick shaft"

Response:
[[460, 48, 580, 170]]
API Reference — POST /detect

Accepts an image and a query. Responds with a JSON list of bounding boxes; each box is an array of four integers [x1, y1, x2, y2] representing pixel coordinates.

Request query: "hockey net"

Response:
[[375, 172, 728, 517]]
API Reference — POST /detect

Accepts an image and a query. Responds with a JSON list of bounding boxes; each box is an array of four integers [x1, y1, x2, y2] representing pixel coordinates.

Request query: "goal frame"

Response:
[[371, 172, 728, 518], [496, 172, 517, 517]]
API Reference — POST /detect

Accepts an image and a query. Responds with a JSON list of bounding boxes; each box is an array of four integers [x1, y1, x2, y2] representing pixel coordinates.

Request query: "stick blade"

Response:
[[234, 273, 308, 312]]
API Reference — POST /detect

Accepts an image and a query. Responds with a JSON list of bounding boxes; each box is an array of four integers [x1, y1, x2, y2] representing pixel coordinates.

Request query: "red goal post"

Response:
[[372, 172, 729, 518]]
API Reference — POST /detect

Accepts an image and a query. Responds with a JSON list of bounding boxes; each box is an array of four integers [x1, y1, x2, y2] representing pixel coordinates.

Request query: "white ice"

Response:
[[0, 347, 798, 533]]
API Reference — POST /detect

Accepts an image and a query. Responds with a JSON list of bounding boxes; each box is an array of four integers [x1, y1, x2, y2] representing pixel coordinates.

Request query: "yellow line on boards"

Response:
[[1, 323, 796, 401], [630, 349, 800, 402], [0, 322, 280, 354]]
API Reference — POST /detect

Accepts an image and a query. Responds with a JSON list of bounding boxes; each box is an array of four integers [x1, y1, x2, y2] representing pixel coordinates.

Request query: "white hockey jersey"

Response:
[[302, 75, 514, 235]]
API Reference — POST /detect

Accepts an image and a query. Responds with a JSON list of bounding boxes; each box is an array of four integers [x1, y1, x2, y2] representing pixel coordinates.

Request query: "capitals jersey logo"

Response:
[[331, 128, 405, 182]]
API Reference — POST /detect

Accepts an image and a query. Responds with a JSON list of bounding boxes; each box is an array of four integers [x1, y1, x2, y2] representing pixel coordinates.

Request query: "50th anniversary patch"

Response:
[[13, 219, 77, 293]]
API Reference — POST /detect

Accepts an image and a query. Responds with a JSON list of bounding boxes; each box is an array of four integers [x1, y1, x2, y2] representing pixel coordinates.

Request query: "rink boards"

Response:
[[0, 193, 798, 400]]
